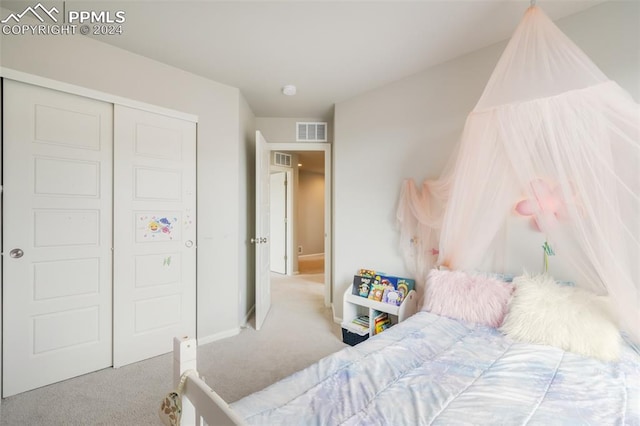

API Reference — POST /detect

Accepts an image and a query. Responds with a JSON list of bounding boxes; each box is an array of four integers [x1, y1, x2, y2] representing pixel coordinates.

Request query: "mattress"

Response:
[[230, 311, 640, 425]]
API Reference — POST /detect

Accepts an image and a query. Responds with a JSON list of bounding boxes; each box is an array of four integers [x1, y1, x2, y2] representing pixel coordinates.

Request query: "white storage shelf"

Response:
[[342, 286, 418, 337]]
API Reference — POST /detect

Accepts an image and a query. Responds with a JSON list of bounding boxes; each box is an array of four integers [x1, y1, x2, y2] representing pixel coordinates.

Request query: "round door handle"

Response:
[[185, 240, 194, 248], [10, 248, 24, 259], [261, 237, 268, 244], [251, 238, 257, 244]]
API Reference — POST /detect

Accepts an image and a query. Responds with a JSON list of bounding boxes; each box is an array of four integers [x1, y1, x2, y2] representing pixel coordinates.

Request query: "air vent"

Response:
[[273, 152, 292, 167], [296, 122, 327, 142]]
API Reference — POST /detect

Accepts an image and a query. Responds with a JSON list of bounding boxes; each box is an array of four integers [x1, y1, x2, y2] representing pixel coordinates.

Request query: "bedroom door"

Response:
[[255, 131, 272, 330], [2, 80, 113, 397], [113, 105, 197, 367]]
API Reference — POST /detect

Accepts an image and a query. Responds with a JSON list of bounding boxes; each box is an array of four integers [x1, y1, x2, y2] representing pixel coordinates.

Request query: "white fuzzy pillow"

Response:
[[500, 274, 621, 361]]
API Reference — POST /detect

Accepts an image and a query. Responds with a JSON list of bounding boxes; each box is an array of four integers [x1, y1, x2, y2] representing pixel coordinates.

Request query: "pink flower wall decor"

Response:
[[514, 179, 568, 232]]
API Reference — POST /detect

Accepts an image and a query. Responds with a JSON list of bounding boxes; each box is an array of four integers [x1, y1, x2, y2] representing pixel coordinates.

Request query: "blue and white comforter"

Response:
[[231, 311, 640, 425]]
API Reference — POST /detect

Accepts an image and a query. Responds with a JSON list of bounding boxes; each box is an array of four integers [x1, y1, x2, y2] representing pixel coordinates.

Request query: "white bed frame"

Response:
[[172, 290, 419, 425], [173, 337, 246, 426]]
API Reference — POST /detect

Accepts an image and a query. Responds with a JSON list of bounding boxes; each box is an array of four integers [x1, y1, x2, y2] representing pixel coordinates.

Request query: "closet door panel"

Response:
[[2, 80, 113, 397], [113, 105, 196, 367]]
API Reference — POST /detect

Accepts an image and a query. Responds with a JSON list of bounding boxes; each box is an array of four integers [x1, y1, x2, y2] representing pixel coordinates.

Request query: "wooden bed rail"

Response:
[[173, 337, 246, 426]]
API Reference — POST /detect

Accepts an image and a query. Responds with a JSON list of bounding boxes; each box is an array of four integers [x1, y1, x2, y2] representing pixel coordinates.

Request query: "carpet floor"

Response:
[[0, 273, 345, 425]]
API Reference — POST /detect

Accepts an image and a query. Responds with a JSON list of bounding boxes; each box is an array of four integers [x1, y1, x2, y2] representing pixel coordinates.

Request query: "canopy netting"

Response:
[[397, 6, 639, 341]]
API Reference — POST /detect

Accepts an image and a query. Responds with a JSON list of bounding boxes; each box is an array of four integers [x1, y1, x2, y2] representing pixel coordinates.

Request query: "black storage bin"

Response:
[[342, 327, 369, 346]]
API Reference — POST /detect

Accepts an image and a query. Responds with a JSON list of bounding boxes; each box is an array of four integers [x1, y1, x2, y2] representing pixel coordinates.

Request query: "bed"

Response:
[[172, 306, 640, 425]]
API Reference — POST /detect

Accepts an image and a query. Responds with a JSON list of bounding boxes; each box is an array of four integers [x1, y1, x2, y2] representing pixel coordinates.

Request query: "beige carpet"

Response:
[[200, 272, 345, 403], [0, 273, 345, 425]]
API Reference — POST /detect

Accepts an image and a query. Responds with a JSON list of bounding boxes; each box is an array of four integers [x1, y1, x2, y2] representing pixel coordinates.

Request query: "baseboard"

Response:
[[298, 253, 324, 260], [197, 328, 241, 346], [332, 303, 342, 325]]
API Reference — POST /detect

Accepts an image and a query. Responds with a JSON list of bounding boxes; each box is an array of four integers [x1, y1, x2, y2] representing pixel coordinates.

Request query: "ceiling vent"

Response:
[[273, 152, 292, 168], [296, 122, 327, 142]]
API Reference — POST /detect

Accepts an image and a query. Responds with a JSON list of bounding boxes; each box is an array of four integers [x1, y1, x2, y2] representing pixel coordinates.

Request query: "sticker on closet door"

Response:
[[182, 209, 194, 231], [134, 253, 181, 287], [136, 212, 181, 242]]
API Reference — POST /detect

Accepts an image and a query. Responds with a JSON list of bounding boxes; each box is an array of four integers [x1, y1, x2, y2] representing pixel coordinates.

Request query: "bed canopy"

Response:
[[397, 6, 639, 341]]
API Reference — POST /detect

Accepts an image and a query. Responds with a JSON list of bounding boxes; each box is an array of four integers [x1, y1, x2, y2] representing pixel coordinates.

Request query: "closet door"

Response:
[[2, 80, 113, 397], [113, 105, 196, 367]]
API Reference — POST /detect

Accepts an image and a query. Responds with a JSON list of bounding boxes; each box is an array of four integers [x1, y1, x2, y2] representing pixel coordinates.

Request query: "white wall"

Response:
[[298, 171, 325, 256], [333, 1, 640, 320], [560, 1, 640, 100], [0, 8, 251, 342], [334, 40, 499, 318], [255, 117, 333, 143]]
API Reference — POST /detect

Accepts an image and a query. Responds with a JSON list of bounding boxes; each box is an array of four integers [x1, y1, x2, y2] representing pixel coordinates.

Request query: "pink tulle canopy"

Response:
[[397, 6, 639, 341]]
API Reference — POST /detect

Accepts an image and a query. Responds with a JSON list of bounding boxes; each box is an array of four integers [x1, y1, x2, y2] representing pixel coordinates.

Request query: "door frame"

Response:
[[0, 68, 198, 397], [266, 143, 332, 307], [0, 78, 4, 400], [268, 170, 292, 275]]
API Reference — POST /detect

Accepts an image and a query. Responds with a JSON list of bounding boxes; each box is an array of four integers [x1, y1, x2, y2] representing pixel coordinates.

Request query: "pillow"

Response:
[[422, 269, 514, 327], [500, 274, 621, 361]]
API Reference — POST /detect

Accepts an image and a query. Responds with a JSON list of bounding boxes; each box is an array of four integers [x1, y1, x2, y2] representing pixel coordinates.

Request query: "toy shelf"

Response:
[[342, 286, 418, 340]]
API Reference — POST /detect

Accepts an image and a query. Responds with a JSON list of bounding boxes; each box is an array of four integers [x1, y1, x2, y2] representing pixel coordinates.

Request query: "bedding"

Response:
[[231, 311, 640, 425]]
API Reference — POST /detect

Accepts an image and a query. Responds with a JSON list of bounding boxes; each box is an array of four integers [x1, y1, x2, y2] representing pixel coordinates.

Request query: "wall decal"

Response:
[[183, 208, 193, 231], [136, 213, 180, 242]]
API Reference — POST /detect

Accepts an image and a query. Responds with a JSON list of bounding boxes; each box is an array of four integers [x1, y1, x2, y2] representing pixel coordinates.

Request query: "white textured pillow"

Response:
[[500, 274, 621, 361]]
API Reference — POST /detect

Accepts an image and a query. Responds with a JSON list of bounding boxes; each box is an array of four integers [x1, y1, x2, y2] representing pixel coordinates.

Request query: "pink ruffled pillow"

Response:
[[422, 269, 514, 327]]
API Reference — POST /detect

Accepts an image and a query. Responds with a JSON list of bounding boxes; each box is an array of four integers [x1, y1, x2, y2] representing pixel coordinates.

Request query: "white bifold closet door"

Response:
[[2, 80, 114, 397], [2, 81, 196, 396], [113, 105, 196, 367]]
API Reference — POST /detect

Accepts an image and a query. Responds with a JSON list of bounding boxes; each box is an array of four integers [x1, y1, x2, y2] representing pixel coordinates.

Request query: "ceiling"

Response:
[[62, 1, 606, 118]]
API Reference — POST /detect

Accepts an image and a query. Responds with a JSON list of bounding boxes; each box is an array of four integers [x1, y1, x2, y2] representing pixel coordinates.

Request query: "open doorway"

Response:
[[267, 143, 331, 307], [270, 150, 325, 275], [294, 151, 325, 275]]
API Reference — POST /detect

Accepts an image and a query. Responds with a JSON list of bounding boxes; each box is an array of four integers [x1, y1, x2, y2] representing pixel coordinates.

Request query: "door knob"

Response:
[[185, 240, 194, 248], [9, 248, 24, 258]]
